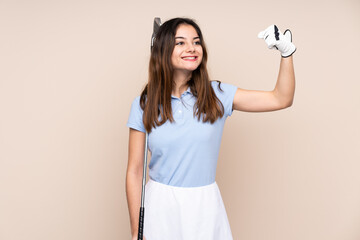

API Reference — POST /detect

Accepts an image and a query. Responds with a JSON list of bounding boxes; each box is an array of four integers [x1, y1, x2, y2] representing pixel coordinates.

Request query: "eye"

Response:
[[176, 42, 184, 45], [194, 41, 201, 45]]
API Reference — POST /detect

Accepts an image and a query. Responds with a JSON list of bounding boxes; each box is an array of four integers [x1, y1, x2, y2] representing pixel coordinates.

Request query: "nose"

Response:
[[186, 43, 195, 52]]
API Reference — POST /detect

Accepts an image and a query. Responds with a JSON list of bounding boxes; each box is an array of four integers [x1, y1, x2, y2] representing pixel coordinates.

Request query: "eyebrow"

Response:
[[175, 36, 200, 40]]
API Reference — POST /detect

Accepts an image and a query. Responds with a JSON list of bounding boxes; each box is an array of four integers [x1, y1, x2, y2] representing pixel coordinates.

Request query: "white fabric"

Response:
[[257, 24, 296, 57], [143, 179, 233, 240]]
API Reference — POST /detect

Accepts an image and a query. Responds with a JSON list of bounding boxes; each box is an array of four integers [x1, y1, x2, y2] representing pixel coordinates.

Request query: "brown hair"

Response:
[[140, 17, 224, 132]]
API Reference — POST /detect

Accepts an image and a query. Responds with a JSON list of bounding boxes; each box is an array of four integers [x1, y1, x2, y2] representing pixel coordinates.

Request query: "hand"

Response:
[[132, 236, 146, 240], [258, 24, 296, 58]]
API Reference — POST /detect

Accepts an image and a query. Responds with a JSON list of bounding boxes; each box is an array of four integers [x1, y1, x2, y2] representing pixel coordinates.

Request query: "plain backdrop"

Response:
[[1, 0, 360, 239]]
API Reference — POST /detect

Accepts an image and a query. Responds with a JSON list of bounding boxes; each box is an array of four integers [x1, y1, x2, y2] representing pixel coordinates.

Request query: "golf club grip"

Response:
[[137, 207, 145, 240]]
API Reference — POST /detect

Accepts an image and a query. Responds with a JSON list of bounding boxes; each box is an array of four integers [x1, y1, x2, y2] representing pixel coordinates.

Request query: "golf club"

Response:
[[137, 17, 161, 240]]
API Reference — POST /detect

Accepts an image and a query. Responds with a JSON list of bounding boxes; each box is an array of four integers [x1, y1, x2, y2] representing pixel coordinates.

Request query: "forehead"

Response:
[[175, 24, 199, 38]]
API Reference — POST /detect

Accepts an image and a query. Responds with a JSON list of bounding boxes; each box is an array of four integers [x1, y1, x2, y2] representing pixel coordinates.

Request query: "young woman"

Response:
[[126, 17, 296, 240]]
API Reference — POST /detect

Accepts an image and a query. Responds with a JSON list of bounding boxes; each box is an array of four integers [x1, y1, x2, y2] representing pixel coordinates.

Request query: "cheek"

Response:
[[198, 56, 203, 65], [198, 48, 203, 59], [170, 52, 177, 64], [198, 51, 204, 62], [171, 49, 180, 60]]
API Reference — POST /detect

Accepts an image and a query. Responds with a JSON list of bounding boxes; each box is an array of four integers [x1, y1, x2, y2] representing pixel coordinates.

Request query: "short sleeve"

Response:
[[211, 81, 238, 117], [126, 96, 146, 133]]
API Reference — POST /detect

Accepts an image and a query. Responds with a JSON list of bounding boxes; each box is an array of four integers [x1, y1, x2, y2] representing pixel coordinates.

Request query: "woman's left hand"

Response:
[[257, 24, 297, 58]]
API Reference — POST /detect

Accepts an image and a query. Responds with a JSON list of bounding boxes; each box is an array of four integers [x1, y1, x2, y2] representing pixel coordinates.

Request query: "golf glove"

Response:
[[258, 25, 296, 58]]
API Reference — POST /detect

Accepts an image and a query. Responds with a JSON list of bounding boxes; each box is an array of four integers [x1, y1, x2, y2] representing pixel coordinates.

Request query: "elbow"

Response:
[[282, 98, 294, 109], [277, 96, 294, 110], [273, 89, 295, 110], [126, 165, 144, 179], [126, 168, 143, 192]]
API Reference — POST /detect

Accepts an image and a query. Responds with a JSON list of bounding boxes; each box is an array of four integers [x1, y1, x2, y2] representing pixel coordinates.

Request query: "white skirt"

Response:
[[143, 179, 233, 240]]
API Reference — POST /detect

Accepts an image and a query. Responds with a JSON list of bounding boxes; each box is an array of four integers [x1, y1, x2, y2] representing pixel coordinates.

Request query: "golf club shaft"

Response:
[[137, 132, 148, 240], [138, 17, 161, 240]]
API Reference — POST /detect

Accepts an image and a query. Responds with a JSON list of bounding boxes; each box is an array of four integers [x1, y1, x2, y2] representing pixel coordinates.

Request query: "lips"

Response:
[[182, 56, 198, 61]]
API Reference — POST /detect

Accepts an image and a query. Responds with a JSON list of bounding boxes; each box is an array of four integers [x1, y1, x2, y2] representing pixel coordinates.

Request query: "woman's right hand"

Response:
[[132, 236, 146, 240]]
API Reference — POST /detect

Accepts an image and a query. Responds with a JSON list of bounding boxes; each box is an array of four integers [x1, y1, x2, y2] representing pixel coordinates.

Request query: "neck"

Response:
[[172, 70, 192, 98]]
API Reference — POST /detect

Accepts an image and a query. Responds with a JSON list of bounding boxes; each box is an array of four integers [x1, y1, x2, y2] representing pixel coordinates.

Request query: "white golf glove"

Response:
[[258, 25, 296, 58]]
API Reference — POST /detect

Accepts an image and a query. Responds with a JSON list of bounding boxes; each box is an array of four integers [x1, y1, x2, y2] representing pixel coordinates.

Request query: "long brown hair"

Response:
[[140, 17, 224, 132]]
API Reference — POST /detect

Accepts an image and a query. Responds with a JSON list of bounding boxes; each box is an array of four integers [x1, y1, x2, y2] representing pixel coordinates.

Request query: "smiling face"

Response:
[[171, 24, 203, 75]]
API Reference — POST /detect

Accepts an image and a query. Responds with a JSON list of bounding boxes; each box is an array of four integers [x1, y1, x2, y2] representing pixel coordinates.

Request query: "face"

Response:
[[171, 24, 203, 74]]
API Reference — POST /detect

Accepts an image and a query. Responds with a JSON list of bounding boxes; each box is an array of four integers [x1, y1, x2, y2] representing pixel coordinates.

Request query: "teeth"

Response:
[[183, 57, 196, 59]]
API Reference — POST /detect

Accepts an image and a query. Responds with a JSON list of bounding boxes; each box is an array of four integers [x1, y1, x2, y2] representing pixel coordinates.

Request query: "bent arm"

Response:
[[126, 128, 146, 238], [233, 56, 295, 112]]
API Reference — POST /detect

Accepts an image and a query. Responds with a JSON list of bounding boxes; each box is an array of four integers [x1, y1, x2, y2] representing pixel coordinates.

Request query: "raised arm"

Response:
[[233, 24, 296, 113], [233, 55, 295, 112]]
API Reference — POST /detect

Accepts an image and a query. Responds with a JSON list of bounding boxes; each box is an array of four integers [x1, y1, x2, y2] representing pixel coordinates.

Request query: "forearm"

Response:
[[273, 55, 295, 107], [126, 171, 143, 237]]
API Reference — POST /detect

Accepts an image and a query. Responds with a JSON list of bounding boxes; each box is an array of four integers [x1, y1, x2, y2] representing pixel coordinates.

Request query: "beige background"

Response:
[[1, 0, 359, 239]]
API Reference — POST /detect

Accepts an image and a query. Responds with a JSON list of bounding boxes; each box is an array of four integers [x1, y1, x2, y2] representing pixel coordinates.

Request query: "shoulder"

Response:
[[210, 80, 238, 97], [132, 95, 141, 104], [210, 80, 238, 117], [127, 95, 145, 132], [130, 96, 143, 110]]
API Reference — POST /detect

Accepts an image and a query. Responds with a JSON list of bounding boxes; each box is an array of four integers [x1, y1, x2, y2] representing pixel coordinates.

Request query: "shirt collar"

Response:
[[171, 87, 192, 99], [183, 87, 192, 95]]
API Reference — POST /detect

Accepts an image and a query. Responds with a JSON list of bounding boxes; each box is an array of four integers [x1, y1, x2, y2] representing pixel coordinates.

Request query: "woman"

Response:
[[126, 17, 296, 240]]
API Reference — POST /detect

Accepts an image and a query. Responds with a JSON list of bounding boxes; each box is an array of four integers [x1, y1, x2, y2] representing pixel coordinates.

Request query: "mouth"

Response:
[[182, 56, 198, 61]]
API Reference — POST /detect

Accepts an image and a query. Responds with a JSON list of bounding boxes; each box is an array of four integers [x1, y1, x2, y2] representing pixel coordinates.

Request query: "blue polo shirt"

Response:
[[127, 81, 237, 187]]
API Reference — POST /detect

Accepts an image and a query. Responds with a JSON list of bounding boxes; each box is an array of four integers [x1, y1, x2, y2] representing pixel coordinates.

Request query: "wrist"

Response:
[[281, 48, 296, 58]]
